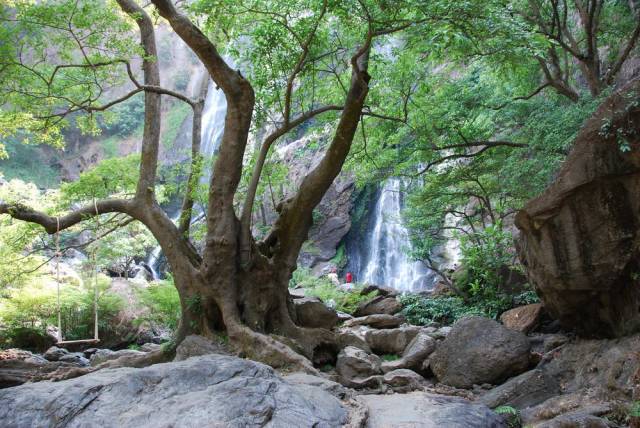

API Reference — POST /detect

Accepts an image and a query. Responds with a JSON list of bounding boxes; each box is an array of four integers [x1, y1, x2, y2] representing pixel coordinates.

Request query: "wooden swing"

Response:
[[54, 214, 100, 346]]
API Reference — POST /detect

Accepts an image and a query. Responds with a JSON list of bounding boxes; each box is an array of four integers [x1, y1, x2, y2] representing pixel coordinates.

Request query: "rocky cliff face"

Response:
[[516, 78, 640, 338]]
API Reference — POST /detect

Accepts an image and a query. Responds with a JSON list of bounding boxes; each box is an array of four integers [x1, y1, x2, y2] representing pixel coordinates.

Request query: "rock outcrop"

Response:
[[429, 316, 531, 388], [515, 79, 640, 338], [294, 297, 340, 330], [358, 391, 505, 428], [0, 354, 348, 427]]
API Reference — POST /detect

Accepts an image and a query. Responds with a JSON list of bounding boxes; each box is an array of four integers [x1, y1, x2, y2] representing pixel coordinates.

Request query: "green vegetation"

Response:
[[161, 102, 191, 149], [494, 405, 521, 428], [136, 277, 181, 330], [0, 140, 60, 188], [0, 273, 124, 349], [290, 268, 377, 314]]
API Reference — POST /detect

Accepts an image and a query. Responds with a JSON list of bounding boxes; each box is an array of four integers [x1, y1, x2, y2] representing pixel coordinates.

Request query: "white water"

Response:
[[360, 179, 435, 293]]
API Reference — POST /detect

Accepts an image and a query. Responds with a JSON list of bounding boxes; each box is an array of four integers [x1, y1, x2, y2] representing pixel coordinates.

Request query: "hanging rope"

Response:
[[55, 217, 62, 343]]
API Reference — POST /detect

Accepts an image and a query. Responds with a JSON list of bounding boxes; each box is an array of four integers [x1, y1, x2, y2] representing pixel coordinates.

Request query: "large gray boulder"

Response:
[[479, 369, 559, 409], [430, 316, 531, 388], [364, 326, 420, 355], [0, 354, 347, 427], [294, 297, 339, 329], [336, 346, 382, 381], [358, 391, 505, 427]]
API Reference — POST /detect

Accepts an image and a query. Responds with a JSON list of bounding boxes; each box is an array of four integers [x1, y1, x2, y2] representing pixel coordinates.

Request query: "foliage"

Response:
[[0, 273, 124, 346], [290, 268, 377, 315], [161, 101, 192, 149], [0, 179, 54, 290], [136, 277, 181, 330], [494, 405, 521, 428], [381, 354, 400, 362], [100, 95, 145, 138], [399, 294, 485, 326], [0, 139, 60, 188]]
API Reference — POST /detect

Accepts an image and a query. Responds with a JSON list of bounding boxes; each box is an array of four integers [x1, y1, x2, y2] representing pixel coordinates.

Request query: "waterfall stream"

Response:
[[358, 179, 436, 293]]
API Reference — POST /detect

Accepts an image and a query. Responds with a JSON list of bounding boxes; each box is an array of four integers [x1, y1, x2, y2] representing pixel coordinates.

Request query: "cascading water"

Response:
[[358, 179, 436, 293], [144, 77, 227, 279]]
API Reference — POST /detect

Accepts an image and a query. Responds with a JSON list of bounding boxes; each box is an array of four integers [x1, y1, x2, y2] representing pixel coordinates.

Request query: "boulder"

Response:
[[381, 332, 436, 373], [429, 316, 531, 388], [90, 349, 147, 366], [43, 346, 69, 362], [382, 369, 425, 392], [358, 391, 506, 428], [500, 303, 544, 334], [0, 349, 52, 389], [336, 329, 372, 353], [294, 297, 339, 330], [364, 326, 420, 355], [515, 79, 640, 338], [479, 369, 559, 409], [336, 346, 381, 381], [58, 353, 90, 367], [360, 284, 398, 297], [342, 314, 404, 329], [174, 335, 227, 361], [355, 295, 402, 316], [0, 354, 348, 427]]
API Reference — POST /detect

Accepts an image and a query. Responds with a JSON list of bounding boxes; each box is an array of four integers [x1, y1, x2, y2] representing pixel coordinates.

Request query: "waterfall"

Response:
[[359, 179, 436, 293], [200, 81, 227, 159], [145, 77, 227, 280]]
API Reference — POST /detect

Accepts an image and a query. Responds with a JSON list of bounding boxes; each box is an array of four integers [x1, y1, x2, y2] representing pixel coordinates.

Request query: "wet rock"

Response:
[[294, 297, 339, 330], [381, 333, 436, 373], [354, 296, 402, 316], [430, 316, 531, 389], [336, 346, 382, 381], [500, 303, 544, 334], [515, 80, 640, 338], [0, 354, 348, 427], [364, 326, 420, 355], [342, 314, 404, 329], [174, 335, 227, 362], [358, 391, 506, 428]]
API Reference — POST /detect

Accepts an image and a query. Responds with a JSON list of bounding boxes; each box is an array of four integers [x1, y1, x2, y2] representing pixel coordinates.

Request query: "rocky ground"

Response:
[[1, 286, 638, 427]]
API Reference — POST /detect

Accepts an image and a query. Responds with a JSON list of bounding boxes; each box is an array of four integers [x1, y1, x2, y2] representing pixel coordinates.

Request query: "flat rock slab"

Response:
[[358, 391, 505, 428], [0, 354, 347, 428]]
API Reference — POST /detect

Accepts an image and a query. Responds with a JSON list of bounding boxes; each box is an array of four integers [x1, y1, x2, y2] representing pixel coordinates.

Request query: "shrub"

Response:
[[399, 294, 485, 326], [0, 273, 124, 346], [136, 277, 181, 330]]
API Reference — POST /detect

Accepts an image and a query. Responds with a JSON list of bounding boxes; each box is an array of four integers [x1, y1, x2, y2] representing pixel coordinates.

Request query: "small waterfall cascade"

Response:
[[145, 77, 228, 280], [359, 179, 436, 293]]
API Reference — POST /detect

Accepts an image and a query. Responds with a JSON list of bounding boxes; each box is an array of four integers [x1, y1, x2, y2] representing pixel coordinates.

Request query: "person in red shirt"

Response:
[[345, 272, 353, 283]]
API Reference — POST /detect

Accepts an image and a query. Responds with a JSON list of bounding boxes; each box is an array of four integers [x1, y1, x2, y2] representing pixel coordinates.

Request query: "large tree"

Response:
[[0, 0, 423, 368]]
